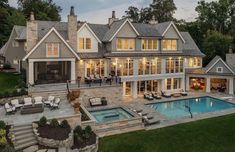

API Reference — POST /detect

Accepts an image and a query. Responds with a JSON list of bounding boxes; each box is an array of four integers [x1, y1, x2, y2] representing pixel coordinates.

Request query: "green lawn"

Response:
[[99, 114, 235, 152], [0, 72, 21, 92]]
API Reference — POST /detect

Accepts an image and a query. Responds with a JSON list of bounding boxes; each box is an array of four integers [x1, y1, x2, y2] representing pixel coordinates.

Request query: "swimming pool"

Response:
[[147, 96, 235, 119], [89, 107, 133, 123]]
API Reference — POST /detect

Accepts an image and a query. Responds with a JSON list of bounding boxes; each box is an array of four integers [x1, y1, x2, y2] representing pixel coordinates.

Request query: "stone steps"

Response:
[[10, 123, 38, 151], [29, 90, 68, 98]]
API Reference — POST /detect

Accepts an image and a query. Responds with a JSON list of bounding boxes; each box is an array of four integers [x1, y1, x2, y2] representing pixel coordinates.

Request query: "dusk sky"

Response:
[[9, 0, 214, 23]]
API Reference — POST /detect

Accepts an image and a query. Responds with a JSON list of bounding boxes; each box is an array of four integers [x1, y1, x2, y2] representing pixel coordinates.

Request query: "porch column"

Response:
[[229, 78, 234, 95], [161, 58, 166, 74], [132, 81, 138, 98], [161, 79, 165, 91], [104, 60, 108, 77], [133, 59, 139, 76], [181, 77, 185, 90], [186, 76, 190, 91], [206, 77, 211, 93], [123, 82, 126, 96], [71, 60, 76, 84], [28, 60, 34, 85]]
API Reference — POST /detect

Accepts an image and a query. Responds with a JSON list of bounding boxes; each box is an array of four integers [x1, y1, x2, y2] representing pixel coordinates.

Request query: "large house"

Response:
[[1, 7, 234, 97]]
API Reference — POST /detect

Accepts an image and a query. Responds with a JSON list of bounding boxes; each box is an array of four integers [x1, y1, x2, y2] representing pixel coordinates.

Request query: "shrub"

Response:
[[39, 116, 47, 127], [83, 126, 92, 140], [50, 119, 59, 128], [11, 90, 18, 97], [20, 88, 27, 96], [0, 121, 6, 129], [3, 91, 9, 98], [0, 129, 6, 137], [0, 137, 7, 146], [3, 63, 11, 69], [74, 125, 83, 136], [2, 144, 15, 152], [60, 120, 70, 129]]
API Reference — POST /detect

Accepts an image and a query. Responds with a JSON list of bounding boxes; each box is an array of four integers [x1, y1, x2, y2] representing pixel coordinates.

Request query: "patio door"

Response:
[[125, 82, 132, 96]]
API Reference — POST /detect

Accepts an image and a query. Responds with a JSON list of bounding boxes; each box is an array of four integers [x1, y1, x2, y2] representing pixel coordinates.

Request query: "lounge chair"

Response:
[[11, 99, 23, 108], [50, 98, 60, 109], [4, 103, 16, 114], [144, 92, 154, 100], [181, 90, 188, 96], [131, 107, 143, 113], [44, 96, 55, 106], [161, 91, 171, 98], [34, 96, 43, 105], [152, 92, 162, 99], [143, 117, 160, 126], [24, 98, 33, 106]]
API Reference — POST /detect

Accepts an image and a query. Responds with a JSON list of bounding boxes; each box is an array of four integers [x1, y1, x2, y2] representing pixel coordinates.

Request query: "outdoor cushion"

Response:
[[5, 103, 10, 109]]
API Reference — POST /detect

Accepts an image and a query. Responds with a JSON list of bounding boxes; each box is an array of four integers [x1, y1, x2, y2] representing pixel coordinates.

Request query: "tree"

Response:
[[203, 31, 233, 65], [123, 0, 177, 23], [17, 0, 62, 21], [150, 0, 177, 22]]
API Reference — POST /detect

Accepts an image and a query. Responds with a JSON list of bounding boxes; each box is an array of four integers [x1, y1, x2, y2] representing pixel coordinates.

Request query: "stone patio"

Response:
[[0, 97, 76, 125]]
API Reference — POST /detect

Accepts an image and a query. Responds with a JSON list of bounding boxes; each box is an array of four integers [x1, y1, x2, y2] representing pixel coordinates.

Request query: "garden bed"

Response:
[[38, 124, 71, 140], [72, 132, 96, 149], [0, 121, 14, 152]]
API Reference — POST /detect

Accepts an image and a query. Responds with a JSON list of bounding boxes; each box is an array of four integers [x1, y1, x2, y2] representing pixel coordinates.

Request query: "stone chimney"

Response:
[[26, 12, 38, 53], [149, 15, 158, 25], [226, 46, 235, 70], [68, 6, 77, 50], [108, 11, 118, 26]]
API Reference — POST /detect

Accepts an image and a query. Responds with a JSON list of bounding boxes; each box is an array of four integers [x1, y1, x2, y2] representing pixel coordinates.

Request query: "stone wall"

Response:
[[32, 123, 73, 148], [70, 137, 99, 152]]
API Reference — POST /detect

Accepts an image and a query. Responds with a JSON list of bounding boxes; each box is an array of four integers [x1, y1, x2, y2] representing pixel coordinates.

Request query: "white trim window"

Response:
[[117, 38, 135, 50], [79, 38, 91, 50], [142, 39, 158, 50], [162, 40, 177, 50], [216, 67, 223, 73], [46, 43, 59, 57]]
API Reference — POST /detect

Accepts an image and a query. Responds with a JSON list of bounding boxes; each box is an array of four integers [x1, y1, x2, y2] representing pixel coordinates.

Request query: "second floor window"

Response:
[[79, 38, 91, 49], [163, 40, 177, 50], [117, 38, 134, 50], [46, 43, 59, 57], [142, 39, 158, 50]]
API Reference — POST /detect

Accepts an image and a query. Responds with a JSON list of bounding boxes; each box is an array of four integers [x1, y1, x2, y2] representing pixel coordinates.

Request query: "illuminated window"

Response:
[[173, 78, 181, 89], [167, 79, 172, 90], [46, 43, 59, 57], [142, 39, 158, 50], [117, 38, 135, 50], [79, 38, 91, 49], [163, 40, 177, 50]]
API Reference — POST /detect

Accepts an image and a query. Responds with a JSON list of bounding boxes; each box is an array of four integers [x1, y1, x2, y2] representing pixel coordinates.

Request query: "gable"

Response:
[[116, 22, 137, 38], [207, 60, 234, 74], [77, 24, 99, 52], [28, 31, 75, 59], [164, 25, 180, 39]]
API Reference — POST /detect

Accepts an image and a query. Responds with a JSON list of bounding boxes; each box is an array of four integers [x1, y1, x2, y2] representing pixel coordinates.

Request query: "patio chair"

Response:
[[11, 99, 23, 108], [89, 97, 102, 107], [24, 97, 33, 106], [131, 107, 143, 113], [4, 103, 16, 114], [151, 92, 162, 99], [50, 98, 61, 109], [34, 96, 43, 105], [144, 92, 154, 100], [161, 91, 171, 98], [181, 89, 188, 96], [44, 96, 55, 106]]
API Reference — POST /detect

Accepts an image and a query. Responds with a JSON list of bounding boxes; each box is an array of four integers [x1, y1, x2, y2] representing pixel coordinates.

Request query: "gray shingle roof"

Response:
[[204, 55, 221, 71], [0, 43, 7, 55], [153, 21, 172, 36], [88, 23, 109, 41], [132, 23, 161, 37]]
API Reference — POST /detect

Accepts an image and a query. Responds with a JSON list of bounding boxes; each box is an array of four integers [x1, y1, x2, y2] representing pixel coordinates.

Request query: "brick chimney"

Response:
[[108, 11, 118, 26], [68, 6, 77, 50], [26, 12, 38, 53], [149, 15, 158, 25], [226, 46, 235, 70]]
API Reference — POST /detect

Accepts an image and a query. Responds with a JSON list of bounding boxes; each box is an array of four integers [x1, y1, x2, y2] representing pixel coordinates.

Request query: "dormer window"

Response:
[[46, 43, 59, 57], [117, 38, 134, 50], [142, 39, 158, 50], [162, 40, 177, 50], [79, 38, 91, 50], [217, 67, 223, 73]]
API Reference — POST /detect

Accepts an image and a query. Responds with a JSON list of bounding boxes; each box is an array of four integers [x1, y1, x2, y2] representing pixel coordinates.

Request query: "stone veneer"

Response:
[[70, 137, 99, 152], [32, 123, 73, 148]]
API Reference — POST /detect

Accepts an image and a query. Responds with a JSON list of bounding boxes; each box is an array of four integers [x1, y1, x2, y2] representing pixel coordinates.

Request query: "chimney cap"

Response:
[[30, 11, 35, 21], [70, 6, 75, 16], [112, 11, 116, 18]]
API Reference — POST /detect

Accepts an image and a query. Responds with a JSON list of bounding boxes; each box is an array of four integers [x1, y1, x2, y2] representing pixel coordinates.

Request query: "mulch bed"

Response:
[[38, 125, 71, 140], [71, 132, 96, 149]]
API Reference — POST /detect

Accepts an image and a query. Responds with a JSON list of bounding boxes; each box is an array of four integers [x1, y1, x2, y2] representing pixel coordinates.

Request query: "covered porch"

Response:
[[28, 58, 76, 85]]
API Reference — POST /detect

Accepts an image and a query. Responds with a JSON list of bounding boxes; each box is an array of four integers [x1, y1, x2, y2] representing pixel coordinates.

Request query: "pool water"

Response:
[[90, 107, 133, 123], [147, 96, 235, 119]]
